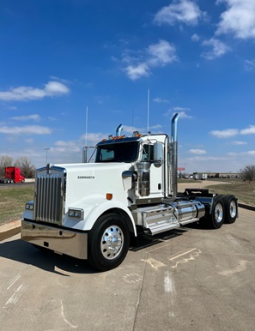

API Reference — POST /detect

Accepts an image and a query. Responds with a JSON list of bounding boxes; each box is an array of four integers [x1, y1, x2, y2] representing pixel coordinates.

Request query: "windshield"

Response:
[[95, 142, 139, 163]]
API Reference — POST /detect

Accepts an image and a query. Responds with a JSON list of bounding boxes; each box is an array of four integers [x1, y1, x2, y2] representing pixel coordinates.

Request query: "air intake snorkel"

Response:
[[116, 124, 123, 137], [171, 113, 179, 197]]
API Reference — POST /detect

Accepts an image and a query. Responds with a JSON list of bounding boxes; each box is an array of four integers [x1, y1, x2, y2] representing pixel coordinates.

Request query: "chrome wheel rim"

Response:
[[229, 200, 237, 218], [215, 203, 223, 223], [100, 225, 124, 260]]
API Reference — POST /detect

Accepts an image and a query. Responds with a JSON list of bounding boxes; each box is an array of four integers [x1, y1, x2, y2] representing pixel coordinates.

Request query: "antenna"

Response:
[[147, 88, 150, 132], [85, 105, 88, 146], [83, 106, 89, 163], [132, 107, 134, 133]]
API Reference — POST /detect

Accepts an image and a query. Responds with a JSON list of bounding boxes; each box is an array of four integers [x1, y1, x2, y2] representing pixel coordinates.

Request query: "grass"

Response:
[[205, 180, 255, 207], [0, 185, 34, 225]]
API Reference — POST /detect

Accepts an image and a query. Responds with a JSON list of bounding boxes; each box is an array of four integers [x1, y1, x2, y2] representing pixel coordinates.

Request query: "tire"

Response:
[[209, 196, 225, 229], [223, 195, 238, 224], [88, 213, 130, 271]]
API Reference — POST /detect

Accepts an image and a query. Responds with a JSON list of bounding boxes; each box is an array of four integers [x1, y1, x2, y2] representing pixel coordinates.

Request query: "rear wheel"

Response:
[[223, 195, 238, 224], [88, 213, 130, 271], [208, 197, 225, 229]]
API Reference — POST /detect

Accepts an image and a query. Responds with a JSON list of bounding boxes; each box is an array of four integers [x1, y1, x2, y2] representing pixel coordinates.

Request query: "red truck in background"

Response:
[[0, 167, 25, 184]]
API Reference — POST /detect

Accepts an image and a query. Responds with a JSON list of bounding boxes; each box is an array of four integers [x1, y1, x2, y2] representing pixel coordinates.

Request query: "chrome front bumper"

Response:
[[21, 220, 88, 259]]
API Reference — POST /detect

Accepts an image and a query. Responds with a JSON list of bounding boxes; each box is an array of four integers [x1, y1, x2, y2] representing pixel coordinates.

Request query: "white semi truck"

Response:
[[21, 114, 238, 271], [194, 173, 208, 180]]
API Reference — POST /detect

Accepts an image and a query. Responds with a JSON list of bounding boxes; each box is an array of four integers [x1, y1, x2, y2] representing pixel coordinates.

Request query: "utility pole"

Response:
[[147, 88, 150, 133]]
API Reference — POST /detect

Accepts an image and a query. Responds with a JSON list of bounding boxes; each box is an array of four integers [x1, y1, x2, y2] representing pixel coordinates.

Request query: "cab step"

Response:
[[137, 205, 180, 235], [136, 202, 203, 236]]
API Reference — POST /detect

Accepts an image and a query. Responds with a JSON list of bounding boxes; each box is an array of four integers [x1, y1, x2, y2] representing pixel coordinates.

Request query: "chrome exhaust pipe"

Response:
[[116, 124, 123, 137], [171, 113, 179, 197]]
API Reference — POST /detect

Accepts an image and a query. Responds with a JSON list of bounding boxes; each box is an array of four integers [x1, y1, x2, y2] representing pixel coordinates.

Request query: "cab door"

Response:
[[141, 142, 164, 198]]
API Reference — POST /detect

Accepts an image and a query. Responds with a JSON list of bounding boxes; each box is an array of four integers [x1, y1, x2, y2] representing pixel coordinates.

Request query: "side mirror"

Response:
[[153, 142, 163, 167]]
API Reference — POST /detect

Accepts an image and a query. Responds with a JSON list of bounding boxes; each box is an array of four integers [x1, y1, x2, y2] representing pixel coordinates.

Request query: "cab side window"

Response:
[[141, 144, 154, 161]]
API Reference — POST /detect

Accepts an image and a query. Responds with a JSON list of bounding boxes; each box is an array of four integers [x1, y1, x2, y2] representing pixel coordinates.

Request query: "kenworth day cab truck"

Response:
[[21, 114, 238, 271], [0, 167, 25, 184]]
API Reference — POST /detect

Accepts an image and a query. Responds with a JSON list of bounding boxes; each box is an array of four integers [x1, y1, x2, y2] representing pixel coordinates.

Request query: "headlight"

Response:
[[25, 202, 34, 211], [68, 208, 84, 220]]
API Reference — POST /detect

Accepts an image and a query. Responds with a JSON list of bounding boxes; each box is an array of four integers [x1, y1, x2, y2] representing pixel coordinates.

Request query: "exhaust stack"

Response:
[[171, 113, 179, 197], [116, 124, 123, 137]]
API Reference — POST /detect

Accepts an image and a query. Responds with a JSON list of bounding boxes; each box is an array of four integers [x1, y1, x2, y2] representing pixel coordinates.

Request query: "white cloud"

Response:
[[123, 125, 143, 134], [147, 40, 177, 66], [123, 124, 162, 135], [178, 111, 193, 119], [80, 132, 107, 145], [185, 155, 229, 162], [172, 106, 190, 112], [53, 140, 80, 153], [240, 125, 255, 135], [165, 107, 193, 119], [25, 138, 34, 144], [229, 140, 247, 145], [124, 64, 150, 80], [0, 81, 70, 101], [150, 124, 163, 130], [11, 114, 41, 121], [210, 125, 255, 138], [5, 105, 18, 110], [44, 81, 69, 96], [154, 97, 169, 103], [227, 150, 255, 156], [154, 0, 205, 26], [123, 40, 177, 80], [191, 33, 200, 41], [210, 128, 238, 138], [189, 149, 207, 155], [216, 0, 255, 39], [244, 60, 255, 71], [202, 37, 230, 60], [179, 154, 241, 172], [0, 125, 52, 135], [49, 76, 70, 84]]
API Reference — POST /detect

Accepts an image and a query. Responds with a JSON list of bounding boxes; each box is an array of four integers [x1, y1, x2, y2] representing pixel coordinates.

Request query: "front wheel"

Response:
[[88, 213, 130, 271]]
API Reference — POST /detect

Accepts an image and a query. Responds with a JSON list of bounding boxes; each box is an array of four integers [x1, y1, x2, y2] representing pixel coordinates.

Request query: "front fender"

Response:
[[63, 194, 137, 236]]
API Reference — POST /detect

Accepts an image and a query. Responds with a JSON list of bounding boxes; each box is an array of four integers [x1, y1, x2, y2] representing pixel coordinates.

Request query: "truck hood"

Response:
[[55, 162, 133, 207]]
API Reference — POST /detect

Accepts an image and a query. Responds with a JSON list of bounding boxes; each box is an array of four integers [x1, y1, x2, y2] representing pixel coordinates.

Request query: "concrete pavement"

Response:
[[0, 208, 254, 331]]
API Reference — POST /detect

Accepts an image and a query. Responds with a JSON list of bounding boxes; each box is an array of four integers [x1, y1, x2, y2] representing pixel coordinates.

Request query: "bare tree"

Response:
[[14, 157, 36, 178], [240, 165, 255, 182], [0, 155, 13, 177]]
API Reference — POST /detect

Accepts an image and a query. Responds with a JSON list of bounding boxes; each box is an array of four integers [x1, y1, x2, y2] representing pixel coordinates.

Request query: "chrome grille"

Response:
[[35, 173, 64, 225]]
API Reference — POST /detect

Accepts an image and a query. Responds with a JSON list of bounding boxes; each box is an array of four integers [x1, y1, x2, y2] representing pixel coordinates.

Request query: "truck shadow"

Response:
[[130, 228, 187, 251], [0, 238, 96, 275], [0, 228, 191, 275]]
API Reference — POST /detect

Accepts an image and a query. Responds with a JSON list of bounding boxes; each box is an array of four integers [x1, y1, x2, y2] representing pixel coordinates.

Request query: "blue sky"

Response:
[[0, 0, 254, 173]]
